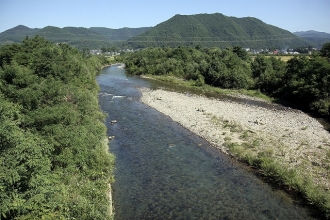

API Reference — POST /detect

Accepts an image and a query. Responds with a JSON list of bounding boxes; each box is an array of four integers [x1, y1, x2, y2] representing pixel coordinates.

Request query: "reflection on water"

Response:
[[97, 65, 319, 219]]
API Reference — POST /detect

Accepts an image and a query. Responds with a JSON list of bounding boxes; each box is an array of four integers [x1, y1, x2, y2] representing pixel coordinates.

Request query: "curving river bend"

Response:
[[97, 64, 319, 220]]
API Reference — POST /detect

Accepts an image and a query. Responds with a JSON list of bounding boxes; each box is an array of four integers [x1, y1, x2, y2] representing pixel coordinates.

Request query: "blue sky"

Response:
[[0, 0, 329, 33]]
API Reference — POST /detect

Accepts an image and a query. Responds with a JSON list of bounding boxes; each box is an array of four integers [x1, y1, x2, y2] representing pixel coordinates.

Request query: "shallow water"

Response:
[[97, 65, 319, 220]]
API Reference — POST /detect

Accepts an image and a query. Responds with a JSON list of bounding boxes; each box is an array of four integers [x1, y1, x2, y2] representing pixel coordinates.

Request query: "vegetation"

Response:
[[0, 36, 115, 219], [294, 30, 330, 49], [120, 44, 330, 217], [120, 44, 330, 118], [125, 13, 309, 49], [0, 25, 112, 49], [223, 126, 330, 219], [2, 16, 329, 51], [0, 25, 151, 49], [89, 27, 152, 41], [203, 109, 330, 218]]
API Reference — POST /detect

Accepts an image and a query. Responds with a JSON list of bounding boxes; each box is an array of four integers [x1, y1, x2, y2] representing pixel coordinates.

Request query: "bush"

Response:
[[0, 36, 114, 219]]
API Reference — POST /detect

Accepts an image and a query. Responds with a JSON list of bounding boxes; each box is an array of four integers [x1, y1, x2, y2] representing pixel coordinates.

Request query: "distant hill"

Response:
[[89, 27, 152, 41], [294, 30, 330, 49], [125, 13, 309, 49], [37, 26, 113, 49], [0, 25, 39, 44], [0, 25, 151, 49]]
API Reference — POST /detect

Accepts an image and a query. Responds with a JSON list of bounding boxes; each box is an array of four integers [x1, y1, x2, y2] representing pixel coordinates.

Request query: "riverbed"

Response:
[[97, 64, 320, 219]]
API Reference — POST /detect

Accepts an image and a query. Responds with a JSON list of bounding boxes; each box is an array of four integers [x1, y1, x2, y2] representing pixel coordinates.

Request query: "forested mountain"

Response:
[[294, 30, 330, 49], [89, 27, 152, 41], [0, 25, 151, 49], [125, 13, 309, 49], [0, 25, 111, 49], [2, 14, 323, 50], [38, 26, 113, 49], [0, 25, 40, 44]]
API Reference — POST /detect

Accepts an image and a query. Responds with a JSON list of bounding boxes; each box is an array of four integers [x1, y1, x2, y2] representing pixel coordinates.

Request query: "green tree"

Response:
[[280, 56, 310, 100], [232, 46, 249, 61], [320, 42, 330, 60], [0, 36, 114, 219], [251, 56, 285, 95]]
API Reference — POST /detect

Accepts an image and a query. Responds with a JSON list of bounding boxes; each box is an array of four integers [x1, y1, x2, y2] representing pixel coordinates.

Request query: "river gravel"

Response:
[[140, 88, 330, 188]]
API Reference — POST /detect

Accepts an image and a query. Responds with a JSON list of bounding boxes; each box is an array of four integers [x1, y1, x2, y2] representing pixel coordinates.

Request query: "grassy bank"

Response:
[[212, 114, 330, 218], [121, 45, 330, 119], [141, 74, 273, 102]]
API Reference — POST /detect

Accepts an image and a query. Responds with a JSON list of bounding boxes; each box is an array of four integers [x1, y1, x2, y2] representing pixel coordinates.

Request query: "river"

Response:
[[97, 64, 319, 220]]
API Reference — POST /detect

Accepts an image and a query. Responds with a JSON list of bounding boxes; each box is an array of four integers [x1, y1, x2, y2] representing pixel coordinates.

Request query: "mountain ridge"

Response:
[[1, 13, 329, 49], [125, 13, 309, 48], [0, 25, 151, 49], [293, 30, 330, 49]]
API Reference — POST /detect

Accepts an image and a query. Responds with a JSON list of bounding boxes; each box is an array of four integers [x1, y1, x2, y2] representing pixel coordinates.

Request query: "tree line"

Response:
[[0, 36, 114, 219], [120, 43, 330, 118]]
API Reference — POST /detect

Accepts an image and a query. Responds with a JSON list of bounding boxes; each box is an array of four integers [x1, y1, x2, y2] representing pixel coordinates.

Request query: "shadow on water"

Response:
[[97, 65, 322, 219]]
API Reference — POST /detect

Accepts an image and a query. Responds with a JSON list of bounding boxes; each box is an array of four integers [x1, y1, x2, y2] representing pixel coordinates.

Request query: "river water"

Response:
[[97, 65, 319, 220]]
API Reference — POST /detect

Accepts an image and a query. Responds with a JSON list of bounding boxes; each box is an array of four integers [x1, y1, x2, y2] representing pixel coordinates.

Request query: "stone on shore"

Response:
[[139, 88, 330, 189]]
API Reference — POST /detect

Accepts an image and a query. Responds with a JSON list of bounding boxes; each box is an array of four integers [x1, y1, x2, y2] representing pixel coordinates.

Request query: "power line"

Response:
[[34, 31, 301, 40], [25, 31, 314, 44], [127, 36, 304, 43]]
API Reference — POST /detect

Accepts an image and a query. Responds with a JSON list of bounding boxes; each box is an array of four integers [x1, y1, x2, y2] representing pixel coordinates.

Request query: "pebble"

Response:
[[140, 88, 330, 187]]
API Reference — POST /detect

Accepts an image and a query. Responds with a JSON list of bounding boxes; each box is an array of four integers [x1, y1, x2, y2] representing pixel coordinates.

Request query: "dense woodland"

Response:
[[0, 36, 114, 219], [121, 43, 330, 118]]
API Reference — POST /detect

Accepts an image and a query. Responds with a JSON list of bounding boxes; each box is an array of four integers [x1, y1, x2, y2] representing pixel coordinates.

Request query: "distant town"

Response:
[[243, 47, 317, 55], [90, 49, 133, 56], [90, 47, 318, 56]]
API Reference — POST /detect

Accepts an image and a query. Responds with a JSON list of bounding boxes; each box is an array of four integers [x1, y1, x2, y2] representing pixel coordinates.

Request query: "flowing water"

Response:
[[97, 65, 320, 220]]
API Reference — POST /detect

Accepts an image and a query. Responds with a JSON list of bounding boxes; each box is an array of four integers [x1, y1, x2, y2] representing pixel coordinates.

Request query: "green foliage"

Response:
[[0, 25, 152, 50], [275, 54, 330, 115], [320, 42, 330, 59], [251, 56, 286, 94], [125, 13, 308, 49], [89, 27, 152, 41], [232, 46, 249, 61], [0, 36, 114, 219], [123, 46, 253, 89], [294, 31, 330, 49], [250, 154, 330, 218], [123, 42, 330, 117]]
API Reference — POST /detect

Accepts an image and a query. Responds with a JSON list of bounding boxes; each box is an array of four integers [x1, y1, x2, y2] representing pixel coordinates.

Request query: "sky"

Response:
[[0, 0, 330, 33]]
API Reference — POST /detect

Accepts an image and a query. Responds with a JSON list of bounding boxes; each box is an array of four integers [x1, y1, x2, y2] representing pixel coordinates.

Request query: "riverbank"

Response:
[[101, 63, 125, 69], [140, 88, 330, 216]]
